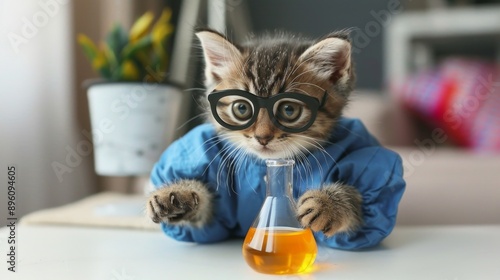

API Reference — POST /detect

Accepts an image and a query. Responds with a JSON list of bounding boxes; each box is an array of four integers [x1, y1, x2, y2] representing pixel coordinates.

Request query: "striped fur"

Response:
[[196, 29, 355, 159], [145, 30, 363, 237]]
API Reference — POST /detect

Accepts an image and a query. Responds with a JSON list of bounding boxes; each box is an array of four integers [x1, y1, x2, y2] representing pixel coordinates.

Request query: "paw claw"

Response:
[[298, 196, 314, 206], [297, 191, 335, 234], [297, 208, 313, 220], [147, 187, 203, 225], [170, 192, 180, 208], [154, 195, 167, 212], [192, 192, 199, 205], [149, 201, 161, 224]]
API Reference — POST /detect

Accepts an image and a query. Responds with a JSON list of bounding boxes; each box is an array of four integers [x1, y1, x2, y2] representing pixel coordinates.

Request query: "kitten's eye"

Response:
[[277, 102, 302, 122], [232, 100, 253, 120]]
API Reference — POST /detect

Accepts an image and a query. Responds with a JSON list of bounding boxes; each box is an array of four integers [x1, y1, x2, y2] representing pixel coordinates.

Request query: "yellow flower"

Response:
[[151, 9, 174, 71], [153, 8, 172, 32], [121, 60, 139, 80], [129, 12, 155, 43]]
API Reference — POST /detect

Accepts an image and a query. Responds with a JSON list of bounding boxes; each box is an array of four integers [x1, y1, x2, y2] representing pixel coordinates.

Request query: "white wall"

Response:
[[0, 0, 96, 221]]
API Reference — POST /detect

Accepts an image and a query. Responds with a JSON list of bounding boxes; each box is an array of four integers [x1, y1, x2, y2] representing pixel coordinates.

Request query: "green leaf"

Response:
[[95, 46, 112, 79], [106, 24, 128, 64], [77, 34, 98, 61], [121, 35, 153, 61], [103, 43, 118, 73], [78, 8, 175, 82], [98, 66, 112, 79]]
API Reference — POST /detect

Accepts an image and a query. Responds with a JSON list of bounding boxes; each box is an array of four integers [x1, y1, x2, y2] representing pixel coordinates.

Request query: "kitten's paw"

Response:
[[297, 190, 338, 236], [148, 190, 199, 223], [297, 184, 362, 237], [146, 180, 212, 227]]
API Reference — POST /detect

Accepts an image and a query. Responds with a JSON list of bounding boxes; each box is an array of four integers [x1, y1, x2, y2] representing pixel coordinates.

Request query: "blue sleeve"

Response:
[[150, 125, 231, 243], [318, 147, 406, 250]]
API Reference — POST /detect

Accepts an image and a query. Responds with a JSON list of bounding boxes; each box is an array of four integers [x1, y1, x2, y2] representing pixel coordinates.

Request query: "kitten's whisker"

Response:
[[202, 145, 227, 178], [176, 112, 209, 131], [202, 141, 235, 181], [288, 82, 325, 95], [283, 52, 318, 86], [293, 136, 339, 172], [297, 148, 314, 187], [217, 142, 243, 193], [290, 146, 308, 188], [287, 68, 320, 87], [290, 139, 324, 180], [299, 148, 315, 185], [195, 133, 241, 160], [229, 142, 249, 194], [231, 147, 245, 194], [231, 143, 259, 195], [287, 81, 325, 93], [296, 134, 339, 148], [217, 143, 232, 193], [281, 143, 312, 188], [293, 134, 337, 163], [293, 145, 313, 188], [219, 141, 244, 196], [285, 87, 310, 96], [194, 135, 227, 161]]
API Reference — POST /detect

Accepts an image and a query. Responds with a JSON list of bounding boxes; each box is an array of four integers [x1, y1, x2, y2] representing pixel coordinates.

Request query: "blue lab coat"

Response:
[[150, 118, 405, 250]]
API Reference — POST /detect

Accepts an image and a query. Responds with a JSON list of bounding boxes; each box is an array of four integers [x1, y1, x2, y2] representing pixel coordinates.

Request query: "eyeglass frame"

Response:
[[207, 89, 328, 133]]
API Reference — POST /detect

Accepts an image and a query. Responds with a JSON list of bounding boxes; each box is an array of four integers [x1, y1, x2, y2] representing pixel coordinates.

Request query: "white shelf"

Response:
[[385, 5, 500, 82]]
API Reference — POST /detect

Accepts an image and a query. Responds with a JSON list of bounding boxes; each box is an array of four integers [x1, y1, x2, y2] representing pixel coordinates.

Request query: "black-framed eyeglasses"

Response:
[[207, 89, 327, 133]]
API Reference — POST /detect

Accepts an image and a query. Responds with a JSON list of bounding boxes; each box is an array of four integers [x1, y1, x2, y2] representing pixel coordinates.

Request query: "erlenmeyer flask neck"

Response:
[[266, 159, 294, 198]]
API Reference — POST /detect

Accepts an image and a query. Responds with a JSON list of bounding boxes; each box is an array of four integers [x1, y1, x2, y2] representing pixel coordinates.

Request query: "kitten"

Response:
[[146, 29, 404, 248]]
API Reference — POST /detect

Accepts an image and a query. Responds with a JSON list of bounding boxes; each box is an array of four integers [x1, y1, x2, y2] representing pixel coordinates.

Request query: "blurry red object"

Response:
[[394, 58, 500, 152]]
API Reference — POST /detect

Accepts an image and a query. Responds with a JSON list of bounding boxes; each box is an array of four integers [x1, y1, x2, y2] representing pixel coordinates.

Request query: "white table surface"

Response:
[[0, 225, 499, 280]]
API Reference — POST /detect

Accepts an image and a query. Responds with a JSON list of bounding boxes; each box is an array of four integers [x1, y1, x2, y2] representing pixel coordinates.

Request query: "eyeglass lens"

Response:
[[214, 95, 314, 131]]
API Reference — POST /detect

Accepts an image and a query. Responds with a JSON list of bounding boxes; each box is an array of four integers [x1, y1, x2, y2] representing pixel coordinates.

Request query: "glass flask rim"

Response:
[[265, 159, 295, 167]]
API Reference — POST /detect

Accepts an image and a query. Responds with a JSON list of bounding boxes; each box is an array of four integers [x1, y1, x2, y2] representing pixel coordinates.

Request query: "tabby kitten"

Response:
[[146, 29, 363, 237]]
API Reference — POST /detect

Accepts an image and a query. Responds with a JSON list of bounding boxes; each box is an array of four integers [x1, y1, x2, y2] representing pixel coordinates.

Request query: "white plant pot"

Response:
[[87, 82, 184, 176]]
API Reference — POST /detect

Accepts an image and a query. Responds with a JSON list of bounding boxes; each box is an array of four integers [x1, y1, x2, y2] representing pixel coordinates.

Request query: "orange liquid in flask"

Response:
[[242, 226, 317, 274]]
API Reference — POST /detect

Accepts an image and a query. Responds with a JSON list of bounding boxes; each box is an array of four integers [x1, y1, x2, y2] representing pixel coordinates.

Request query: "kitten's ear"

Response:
[[299, 33, 353, 86], [195, 29, 242, 85]]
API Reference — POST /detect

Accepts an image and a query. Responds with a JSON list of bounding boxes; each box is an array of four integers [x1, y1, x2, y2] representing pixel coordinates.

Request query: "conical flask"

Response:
[[242, 159, 317, 275]]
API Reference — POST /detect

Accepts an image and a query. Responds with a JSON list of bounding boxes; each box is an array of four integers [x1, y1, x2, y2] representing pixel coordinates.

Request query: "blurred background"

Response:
[[1, 0, 499, 225]]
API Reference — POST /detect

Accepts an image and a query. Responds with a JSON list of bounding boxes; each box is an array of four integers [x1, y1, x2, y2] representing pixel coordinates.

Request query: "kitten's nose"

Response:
[[255, 134, 274, 146]]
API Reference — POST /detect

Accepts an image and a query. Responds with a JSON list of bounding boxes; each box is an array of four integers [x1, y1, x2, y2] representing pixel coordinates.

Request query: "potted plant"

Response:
[[78, 9, 184, 176]]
